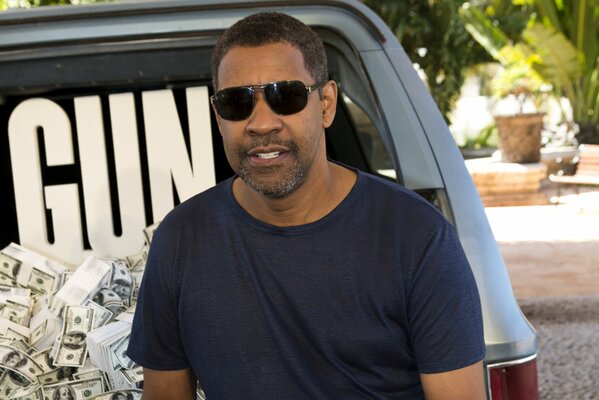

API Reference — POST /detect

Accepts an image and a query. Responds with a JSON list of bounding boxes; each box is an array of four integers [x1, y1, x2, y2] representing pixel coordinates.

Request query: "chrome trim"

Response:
[[486, 353, 537, 370]]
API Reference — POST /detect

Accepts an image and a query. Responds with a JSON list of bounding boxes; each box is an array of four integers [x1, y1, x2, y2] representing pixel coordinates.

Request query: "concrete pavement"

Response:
[[484, 187, 599, 298]]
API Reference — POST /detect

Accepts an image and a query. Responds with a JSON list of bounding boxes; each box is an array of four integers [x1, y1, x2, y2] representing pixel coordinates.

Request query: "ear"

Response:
[[321, 80, 338, 129]]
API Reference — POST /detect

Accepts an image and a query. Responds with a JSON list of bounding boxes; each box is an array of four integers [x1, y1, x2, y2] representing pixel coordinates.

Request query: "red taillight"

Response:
[[488, 357, 539, 400]]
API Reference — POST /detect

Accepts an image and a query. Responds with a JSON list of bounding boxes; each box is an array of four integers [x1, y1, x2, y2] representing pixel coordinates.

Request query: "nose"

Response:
[[245, 91, 283, 135]]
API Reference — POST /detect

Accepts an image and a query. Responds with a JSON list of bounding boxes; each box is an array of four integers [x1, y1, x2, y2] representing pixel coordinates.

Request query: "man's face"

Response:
[[5, 353, 20, 367], [58, 386, 73, 400], [112, 284, 131, 299], [215, 42, 336, 199], [63, 334, 83, 345]]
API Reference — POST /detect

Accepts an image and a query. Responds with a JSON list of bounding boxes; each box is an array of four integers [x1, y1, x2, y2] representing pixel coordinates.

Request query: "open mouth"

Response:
[[255, 151, 280, 159]]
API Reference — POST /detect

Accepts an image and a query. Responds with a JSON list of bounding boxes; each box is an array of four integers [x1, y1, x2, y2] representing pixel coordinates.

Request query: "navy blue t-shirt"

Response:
[[127, 170, 485, 399]]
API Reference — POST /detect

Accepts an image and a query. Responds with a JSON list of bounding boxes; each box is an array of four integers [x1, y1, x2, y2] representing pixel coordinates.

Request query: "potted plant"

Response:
[[459, 4, 558, 163], [461, 0, 597, 148], [491, 53, 549, 163]]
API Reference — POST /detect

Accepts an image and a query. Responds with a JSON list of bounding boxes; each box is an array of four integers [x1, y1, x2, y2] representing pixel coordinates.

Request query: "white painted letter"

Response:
[[8, 98, 84, 264], [143, 87, 215, 222], [75, 94, 145, 258]]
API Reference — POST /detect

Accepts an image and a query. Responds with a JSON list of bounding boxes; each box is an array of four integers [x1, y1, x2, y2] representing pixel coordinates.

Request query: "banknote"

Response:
[[106, 261, 134, 307], [84, 300, 114, 330], [0, 344, 43, 383], [92, 288, 125, 315], [113, 335, 134, 370], [143, 222, 160, 246], [0, 299, 30, 326], [0, 273, 18, 287], [6, 383, 43, 400], [27, 267, 55, 295], [28, 308, 61, 351], [0, 370, 31, 399], [6, 339, 34, 355], [0, 253, 21, 281], [125, 250, 147, 271], [73, 368, 111, 392], [0, 228, 158, 398], [119, 366, 143, 384], [0, 244, 66, 295], [31, 347, 53, 372], [55, 306, 94, 367], [0, 323, 30, 341], [51, 256, 111, 316], [90, 389, 142, 400], [36, 365, 78, 386], [0, 336, 14, 345], [41, 377, 104, 400]]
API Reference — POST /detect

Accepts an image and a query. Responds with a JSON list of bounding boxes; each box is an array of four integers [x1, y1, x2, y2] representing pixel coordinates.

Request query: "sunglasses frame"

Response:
[[210, 80, 327, 121]]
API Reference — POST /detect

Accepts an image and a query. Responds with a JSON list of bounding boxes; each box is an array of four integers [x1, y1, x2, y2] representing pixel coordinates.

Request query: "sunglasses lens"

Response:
[[213, 87, 255, 121], [265, 81, 309, 115]]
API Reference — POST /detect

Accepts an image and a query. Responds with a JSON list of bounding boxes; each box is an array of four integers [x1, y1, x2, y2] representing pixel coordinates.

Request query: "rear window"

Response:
[[0, 31, 394, 262]]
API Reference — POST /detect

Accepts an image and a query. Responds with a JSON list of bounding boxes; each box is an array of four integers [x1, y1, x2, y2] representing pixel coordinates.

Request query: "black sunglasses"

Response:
[[210, 80, 327, 121]]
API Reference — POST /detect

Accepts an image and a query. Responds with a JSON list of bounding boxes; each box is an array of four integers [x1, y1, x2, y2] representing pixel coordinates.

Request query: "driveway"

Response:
[[484, 188, 599, 399]]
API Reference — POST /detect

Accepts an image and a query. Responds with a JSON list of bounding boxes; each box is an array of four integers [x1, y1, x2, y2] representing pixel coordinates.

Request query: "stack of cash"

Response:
[[87, 320, 140, 389], [0, 224, 158, 399]]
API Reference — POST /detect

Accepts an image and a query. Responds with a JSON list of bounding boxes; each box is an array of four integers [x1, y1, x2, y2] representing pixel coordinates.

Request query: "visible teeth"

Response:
[[256, 152, 280, 159]]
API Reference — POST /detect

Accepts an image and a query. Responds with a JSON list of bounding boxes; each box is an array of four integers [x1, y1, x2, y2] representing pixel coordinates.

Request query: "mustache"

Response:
[[238, 134, 299, 156]]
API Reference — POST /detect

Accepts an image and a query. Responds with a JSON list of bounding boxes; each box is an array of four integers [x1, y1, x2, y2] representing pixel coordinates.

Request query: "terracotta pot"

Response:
[[495, 113, 544, 163]]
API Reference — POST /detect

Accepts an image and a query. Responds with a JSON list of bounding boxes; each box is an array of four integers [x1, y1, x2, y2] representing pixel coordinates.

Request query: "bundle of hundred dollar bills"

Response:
[[0, 222, 184, 399]]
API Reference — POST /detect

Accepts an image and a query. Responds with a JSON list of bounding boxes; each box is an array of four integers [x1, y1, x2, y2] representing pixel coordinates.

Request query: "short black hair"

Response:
[[211, 12, 328, 89]]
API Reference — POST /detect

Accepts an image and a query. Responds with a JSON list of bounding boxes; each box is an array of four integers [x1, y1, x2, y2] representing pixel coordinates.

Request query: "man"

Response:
[[3, 350, 26, 369], [127, 12, 485, 400], [52, 385, 75, 400]]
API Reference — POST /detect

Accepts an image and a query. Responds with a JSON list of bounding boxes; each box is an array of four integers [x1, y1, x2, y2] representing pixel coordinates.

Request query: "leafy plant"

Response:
[[1, 0, 107, 10], [459, 3, 557, 114], [460, 0, 599, 143], [364, 0, 492, 123]]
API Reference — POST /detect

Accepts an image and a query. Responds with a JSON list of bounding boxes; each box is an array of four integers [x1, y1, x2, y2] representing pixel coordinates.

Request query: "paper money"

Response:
[[0, 243, 67, 295], [0, 369, 33, 398], [84, 300, 114, 330], [41, 377, 104, 400], [51, 256, 111, 316], [0, 252, 21, 281], [0, 344, 43, 383], [91, 389, 142, 400], [106, 260, 134, 308], [6, 383, 43, 400], [73, 368, 111, 392], [119, 365, 143, 384], [55, 306, 94, 367], [36, 365, 78, 386], [92, 288, 124, 315], [113, 334, 134, 370], [87, 320, 133, 388], [143, 222, 160, 246], [0, 224, 158, 398], [125, 249, 147, 272]]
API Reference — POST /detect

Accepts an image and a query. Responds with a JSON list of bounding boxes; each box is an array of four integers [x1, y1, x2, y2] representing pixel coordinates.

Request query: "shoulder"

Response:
[[356, 171, 448, 228]]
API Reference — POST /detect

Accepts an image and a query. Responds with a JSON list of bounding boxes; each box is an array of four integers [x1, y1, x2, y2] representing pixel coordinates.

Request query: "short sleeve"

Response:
[[126, 228, 190, 370], [407, 222, 485, 374]]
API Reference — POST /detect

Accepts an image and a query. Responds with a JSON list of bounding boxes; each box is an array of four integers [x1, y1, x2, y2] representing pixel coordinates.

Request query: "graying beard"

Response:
[[238, 162, 306, 199]]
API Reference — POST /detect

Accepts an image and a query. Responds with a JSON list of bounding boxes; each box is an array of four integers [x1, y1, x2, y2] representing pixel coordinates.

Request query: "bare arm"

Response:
[[420, 361, 486, 400], [141, 368, 197, 400]]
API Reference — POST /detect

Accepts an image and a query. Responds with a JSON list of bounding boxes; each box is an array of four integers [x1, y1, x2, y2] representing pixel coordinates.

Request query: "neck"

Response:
[[233, 160, 356, 227]]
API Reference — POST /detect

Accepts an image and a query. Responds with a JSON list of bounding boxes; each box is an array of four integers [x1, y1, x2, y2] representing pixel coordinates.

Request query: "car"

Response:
[[0, 0, 538, 398]]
